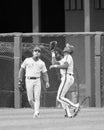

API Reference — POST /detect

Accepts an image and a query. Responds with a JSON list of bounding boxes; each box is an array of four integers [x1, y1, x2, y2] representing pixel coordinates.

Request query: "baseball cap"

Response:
[[33, 46, 41, 52]]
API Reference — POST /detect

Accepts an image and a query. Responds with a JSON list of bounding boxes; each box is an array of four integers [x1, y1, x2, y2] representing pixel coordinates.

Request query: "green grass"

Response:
[[0, 107, 104, 130]]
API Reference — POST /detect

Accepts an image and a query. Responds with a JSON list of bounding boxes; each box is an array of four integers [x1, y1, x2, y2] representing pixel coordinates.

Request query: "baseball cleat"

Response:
[[73, 105, 80, 117], [64, 109, 73, 118], [64, 114, 73, 118], [67, 115, 73, 118], [33, 113, 39, 118]]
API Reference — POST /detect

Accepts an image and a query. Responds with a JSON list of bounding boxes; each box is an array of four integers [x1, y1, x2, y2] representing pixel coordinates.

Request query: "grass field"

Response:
[[0, 107, 104, 130]]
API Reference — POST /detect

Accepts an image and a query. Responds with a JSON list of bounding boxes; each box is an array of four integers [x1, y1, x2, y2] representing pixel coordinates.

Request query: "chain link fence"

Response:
[[0, 32, 104, 108]]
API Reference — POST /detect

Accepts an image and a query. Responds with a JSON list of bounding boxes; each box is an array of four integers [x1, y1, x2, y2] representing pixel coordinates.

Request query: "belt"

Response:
[[26, 77, 40, 80]]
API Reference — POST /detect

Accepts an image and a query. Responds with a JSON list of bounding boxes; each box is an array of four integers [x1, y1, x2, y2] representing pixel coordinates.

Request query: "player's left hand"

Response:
[[18, 79, 25, 93], [46, 82, 50, 88]]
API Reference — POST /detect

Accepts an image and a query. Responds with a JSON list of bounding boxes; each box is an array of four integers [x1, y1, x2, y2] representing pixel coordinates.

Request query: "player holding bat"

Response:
[[49, 42, 80, 118]]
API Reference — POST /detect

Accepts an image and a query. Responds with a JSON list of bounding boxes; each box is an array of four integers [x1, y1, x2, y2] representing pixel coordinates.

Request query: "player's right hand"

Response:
[[46, 82, 50, 88], [49, 65, 58, 69]]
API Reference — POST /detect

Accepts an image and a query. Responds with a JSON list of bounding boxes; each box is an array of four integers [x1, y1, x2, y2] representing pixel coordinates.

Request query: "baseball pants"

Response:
[[25, 78, 41, 114], [57, 74, 76, 109]]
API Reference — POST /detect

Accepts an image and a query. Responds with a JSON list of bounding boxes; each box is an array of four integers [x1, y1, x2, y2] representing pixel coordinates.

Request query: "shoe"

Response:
[[67, 115, 73, 118], [64, 109, 73, 118], [73, 104, 80, 117], [65, 114, 73, 118], [76, 103, 80, 108], [33, 113, 39, 118]]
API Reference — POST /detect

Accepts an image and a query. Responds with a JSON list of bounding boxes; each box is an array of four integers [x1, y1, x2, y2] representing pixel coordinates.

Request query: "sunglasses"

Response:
[[34, 49, 41, 53]]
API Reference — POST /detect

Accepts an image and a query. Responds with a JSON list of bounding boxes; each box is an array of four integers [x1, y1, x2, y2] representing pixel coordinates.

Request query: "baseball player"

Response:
[[49, 43, 80, 118], [18, 45, 50, 118]]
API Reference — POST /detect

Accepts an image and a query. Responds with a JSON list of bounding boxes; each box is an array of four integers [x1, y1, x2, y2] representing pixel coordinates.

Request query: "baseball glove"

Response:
[[18, 79, 25, 93], [50, 41, 57, 52]]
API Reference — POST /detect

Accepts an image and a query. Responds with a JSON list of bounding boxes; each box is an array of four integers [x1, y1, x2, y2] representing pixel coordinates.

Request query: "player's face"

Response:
[[33, 48, 41, 58]]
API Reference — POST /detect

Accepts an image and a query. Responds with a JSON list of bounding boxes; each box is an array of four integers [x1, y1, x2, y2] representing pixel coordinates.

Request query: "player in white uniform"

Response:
[[50, 43, 80, 118], [18, 46, 50, 118]]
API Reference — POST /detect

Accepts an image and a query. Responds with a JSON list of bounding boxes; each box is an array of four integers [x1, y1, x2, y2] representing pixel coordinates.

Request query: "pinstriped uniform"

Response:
[[57, 54, 75, 109]]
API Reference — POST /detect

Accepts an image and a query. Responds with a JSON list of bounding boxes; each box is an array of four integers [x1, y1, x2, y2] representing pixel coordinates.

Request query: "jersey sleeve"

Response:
[[64, 55, 71, 65], [41, 62, 47, 73], [21, 59, 27, 69]]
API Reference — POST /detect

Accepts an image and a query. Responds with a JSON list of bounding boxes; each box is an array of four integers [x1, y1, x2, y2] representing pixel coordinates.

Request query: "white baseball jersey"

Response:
[[59, 54, 74, 76], [21, 57, 47, 77]]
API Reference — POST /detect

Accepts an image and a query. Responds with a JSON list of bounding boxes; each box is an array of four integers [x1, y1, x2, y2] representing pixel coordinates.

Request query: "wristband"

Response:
[[54, 65, 58, 68], [52, 52, 55, 57]]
